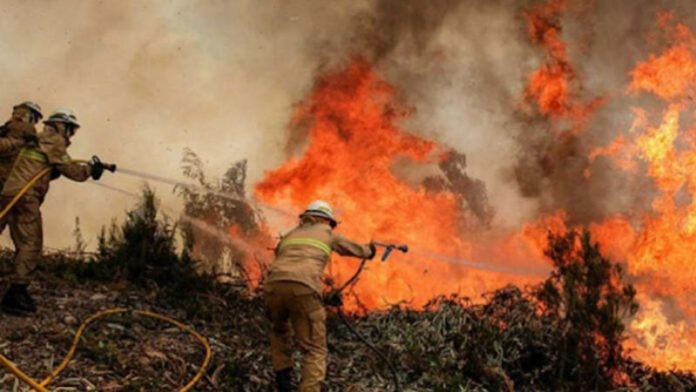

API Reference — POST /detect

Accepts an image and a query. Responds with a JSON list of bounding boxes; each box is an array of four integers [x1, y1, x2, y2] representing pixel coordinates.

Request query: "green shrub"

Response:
[[58, 187, 211, 312]]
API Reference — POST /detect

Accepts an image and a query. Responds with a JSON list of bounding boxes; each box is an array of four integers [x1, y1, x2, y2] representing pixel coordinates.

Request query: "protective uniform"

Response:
[[264, 203, 374, 392], [0, 121, 36, 187], [0, 109, 102, 315], [0, 102, 42, 189], [0, 125, 90, 284]]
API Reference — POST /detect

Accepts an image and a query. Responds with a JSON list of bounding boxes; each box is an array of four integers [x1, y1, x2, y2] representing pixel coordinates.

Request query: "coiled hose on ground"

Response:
[[0, 167, 212, 392]]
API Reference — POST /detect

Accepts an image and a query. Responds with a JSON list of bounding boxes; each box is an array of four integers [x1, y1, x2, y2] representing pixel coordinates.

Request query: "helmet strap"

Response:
[[51, 122, 69, 139], [28, 111, 39, 124]]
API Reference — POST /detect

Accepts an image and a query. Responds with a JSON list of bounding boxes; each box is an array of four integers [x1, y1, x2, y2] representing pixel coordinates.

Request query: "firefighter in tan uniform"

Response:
[[0, 101, 43, 189], [264, 200, 375, 392], [0, 109, 110, 315]]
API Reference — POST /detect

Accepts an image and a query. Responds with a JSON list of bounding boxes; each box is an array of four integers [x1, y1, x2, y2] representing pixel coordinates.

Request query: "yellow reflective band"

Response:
[[20, 149, 47, 163], [278, 238, 332, 256]]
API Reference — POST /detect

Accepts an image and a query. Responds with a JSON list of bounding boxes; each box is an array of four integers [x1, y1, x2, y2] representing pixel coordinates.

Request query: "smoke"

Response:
[[349, 0, 545, 229], [271, 0, 545, 229], [0, 0, 362, 248], [2, 0, 696, 370], [1, 0, 695, 252], [90, 181, 263, 256]]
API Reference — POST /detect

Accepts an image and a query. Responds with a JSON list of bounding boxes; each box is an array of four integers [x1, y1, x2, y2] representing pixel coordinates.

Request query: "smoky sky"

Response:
[[0, 0, 694, 248]]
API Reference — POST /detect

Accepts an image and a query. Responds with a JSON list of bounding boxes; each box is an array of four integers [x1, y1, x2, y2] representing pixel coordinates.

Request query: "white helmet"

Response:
[[300, 200, 337, 227], [45, 108, 80, 128], [13, 101, 43, 120]]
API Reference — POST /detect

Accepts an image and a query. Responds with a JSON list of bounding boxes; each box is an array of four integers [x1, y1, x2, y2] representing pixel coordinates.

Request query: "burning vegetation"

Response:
[[245, 0, 696, 379], [2, 187, 694, 390], [249, 2, 696, 374], [4, 0, 696, 390]]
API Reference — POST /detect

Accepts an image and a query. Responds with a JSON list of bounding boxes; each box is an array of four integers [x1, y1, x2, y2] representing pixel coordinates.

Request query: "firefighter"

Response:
[[0, 109, 109, 315], [0, 101, 43, 189], [264, 200, 375, 392]]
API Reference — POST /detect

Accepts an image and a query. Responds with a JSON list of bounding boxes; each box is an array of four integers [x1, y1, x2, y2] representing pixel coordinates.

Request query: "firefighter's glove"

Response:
[[50, 167, 61, 180], [90, 156, 105, 180], [22, 133, 38, 146], [368, 241, 377, 260], [323, 289, 344, 307]]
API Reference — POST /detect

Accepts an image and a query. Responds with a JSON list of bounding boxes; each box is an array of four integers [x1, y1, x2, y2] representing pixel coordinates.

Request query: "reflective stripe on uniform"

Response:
[[19, 148, 47, 163], [278, 238, 332, 257]]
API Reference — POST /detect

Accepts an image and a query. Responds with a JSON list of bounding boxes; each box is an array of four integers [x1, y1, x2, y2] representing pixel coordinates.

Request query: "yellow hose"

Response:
[[1, 308, 212, 391], [0, 167, 51, 220], [37, 308, 126, 388], [0, 163, 213, 391], [0, 355, 49, 392], [0, 158, 89, 220]]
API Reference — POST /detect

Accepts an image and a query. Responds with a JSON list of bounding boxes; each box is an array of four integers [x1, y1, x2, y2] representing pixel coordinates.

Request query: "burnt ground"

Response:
[[0, 271, 396, 392], [2, 269, 695, 392], [0, 273, 263, 391]]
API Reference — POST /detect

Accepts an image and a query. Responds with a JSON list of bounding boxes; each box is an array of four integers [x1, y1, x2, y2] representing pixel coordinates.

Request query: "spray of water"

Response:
[[89, 181, 265, 255], [410, 249, 548, 277], [92, 180, 545, 277], [115, 167, 295, 218]]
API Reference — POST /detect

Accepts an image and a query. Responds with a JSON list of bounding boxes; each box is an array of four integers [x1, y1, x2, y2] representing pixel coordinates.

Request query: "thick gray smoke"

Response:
[[0, 0, 694, 250], [0, 0, 360, 248], [3, 0, 695, 370]]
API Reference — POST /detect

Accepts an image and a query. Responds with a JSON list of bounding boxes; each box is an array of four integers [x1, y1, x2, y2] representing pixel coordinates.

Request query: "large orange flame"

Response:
[[522, 0, 603, 131], [522, 3, 696, 371], [250, 3, 696, 373], [255, 59, 539, 310], [586, 12, 696, 370]]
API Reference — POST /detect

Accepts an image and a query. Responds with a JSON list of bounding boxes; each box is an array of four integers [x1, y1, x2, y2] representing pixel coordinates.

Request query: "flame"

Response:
[[255, 59, 538, 310], [523, 0, 574, 118], [521, 2, 696, 370], [629, 13, 696, 101], [584, 15, 696, 370], [522, 0, 603, 130], [248, 1, 696, 373], [625, 294, 696, 370]]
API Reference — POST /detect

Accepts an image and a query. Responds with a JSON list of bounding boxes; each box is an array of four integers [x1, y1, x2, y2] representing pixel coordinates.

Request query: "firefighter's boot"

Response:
[[1, 283, 37, 315], [275, 367, 293, 392]]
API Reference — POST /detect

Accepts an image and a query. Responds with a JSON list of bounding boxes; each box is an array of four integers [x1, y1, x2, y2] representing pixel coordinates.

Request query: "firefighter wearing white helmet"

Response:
[[45, 108, 80, 136], [263, 200, 376, 392], [300, 200, 338, 228], [12, 101, 43, 123], [0, 108, 114, 316]]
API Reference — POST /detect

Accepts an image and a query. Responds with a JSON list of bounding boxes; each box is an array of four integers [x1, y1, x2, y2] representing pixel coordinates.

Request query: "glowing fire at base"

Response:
[[585, 12, 696, 370]]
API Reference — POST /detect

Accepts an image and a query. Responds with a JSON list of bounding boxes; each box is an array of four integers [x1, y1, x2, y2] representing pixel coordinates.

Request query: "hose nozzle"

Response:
[[373, 241, 409, 262], [91, 155, 117, 172]]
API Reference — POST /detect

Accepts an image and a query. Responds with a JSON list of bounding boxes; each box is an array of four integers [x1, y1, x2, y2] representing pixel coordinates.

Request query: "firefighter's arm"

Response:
[[331, 233, 376, 259], [55, 156, 114, 182], [0, 136, 25, 153], [0, 121, 37, 153], [42, 143, 91, 182], [56, 160, 91, 182]]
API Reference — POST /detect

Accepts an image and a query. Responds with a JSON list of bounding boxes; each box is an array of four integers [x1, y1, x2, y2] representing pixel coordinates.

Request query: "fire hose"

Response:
[[325, 241, 408, 392], [0, 309, 212, 392], [91, 178, 408, 389], [1, 160, 409, 390], [0, 161, 212, 392]]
